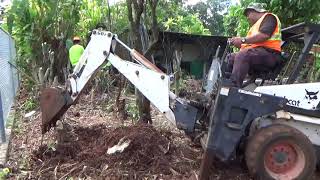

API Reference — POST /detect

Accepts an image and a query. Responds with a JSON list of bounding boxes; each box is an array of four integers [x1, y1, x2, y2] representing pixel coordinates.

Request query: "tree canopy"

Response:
[[224, 0, 320, 36], [1, 0, 319, 85]]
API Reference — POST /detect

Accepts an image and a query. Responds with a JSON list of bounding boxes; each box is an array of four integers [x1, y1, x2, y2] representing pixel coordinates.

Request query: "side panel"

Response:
[[255, 83, 320, 110], [206, 87, 287, 161]]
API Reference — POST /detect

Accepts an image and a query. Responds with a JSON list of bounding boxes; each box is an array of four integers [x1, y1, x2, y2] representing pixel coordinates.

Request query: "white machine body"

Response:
[[255, 83, 320, 110], [254, 83, 320, 146], [67, 30, 176, 125]]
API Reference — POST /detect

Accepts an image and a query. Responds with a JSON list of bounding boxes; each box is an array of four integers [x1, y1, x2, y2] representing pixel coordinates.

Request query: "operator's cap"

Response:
[[244, 2, 267, 16], [73, 36, 81, 41]]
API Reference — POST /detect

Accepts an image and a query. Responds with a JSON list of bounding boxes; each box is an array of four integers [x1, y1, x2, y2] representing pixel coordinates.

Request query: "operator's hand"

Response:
[[229, 37, 242, 48]]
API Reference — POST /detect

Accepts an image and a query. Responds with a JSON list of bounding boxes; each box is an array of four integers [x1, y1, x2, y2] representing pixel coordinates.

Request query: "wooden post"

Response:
[[173, 45, 182, 96]]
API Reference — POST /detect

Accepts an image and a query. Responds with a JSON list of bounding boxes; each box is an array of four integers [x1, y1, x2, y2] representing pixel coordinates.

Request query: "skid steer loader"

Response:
[[40, 22, 320, 180]]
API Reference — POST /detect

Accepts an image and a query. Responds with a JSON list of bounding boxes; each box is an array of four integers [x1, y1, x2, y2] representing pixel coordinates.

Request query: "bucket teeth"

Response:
[[40, 87, 72, 134]]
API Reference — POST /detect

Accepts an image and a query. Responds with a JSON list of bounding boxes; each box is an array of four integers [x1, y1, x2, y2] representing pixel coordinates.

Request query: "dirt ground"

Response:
[[4, 87, 320, 179]]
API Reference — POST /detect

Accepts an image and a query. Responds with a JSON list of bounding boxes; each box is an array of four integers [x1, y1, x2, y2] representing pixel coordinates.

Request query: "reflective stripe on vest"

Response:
[[241, 13, 282, 52]]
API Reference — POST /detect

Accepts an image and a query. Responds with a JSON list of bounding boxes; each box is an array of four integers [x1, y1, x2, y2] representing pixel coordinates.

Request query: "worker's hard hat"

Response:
[[73, 36, 81, 41], [244, 3, 267, 16]]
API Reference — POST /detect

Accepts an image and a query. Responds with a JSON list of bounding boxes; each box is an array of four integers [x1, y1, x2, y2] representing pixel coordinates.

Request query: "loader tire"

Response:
[[245, 124, 316, 180]]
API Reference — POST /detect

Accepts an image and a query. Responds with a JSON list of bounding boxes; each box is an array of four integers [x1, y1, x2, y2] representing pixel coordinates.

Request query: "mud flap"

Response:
[[40, 87, 73, 134]]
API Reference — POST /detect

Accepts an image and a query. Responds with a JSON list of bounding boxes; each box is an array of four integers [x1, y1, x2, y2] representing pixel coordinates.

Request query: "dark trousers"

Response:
[[227, 47, 280, 87]]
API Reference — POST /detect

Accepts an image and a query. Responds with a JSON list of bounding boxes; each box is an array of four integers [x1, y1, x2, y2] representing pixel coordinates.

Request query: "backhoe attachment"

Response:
[[40, 87, 72, 133], [40, 30, 176, 134]]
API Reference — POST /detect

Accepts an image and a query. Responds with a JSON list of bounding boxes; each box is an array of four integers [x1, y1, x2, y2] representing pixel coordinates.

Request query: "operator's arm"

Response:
[[243, 32, 270, 44], [230, 15, 277, 48], [245, 15, 277, 43]]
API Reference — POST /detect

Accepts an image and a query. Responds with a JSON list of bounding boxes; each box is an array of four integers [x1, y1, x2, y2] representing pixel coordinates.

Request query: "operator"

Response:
[[69, 36, 85, 69], [227, 3, 282, 87]]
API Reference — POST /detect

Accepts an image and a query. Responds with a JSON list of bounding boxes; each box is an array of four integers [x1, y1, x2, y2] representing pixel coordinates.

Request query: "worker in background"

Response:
[[227, 2, 282, 87], [69, 36, 84, 69]]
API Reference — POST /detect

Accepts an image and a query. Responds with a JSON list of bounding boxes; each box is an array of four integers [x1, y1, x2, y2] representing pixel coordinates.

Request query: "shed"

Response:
[[114, 29, 228, 79], [152, 31, 228, 79]]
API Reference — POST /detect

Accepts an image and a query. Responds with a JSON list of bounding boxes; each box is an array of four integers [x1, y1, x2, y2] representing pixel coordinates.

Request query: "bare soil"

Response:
[[5, 85, 320, 179], [30, 124, 201, 179]]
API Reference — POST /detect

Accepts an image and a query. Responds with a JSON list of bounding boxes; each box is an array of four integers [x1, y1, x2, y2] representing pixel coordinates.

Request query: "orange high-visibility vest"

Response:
[[241, 13, 282, 52]]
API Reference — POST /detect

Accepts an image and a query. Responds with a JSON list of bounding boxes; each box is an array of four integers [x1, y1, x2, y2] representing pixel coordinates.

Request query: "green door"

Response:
[[190, 61, 203, 79]]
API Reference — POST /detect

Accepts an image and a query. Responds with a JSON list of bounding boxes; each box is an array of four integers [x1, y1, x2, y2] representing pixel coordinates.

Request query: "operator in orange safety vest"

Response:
[[227, 2, 282, 87]]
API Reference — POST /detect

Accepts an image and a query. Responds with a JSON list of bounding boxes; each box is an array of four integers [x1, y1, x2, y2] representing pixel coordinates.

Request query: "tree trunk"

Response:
[[126, 0, 159, 124], [50, 38, 69, 83], [126, 0, 150, 123], [173, 46, 182, 96]]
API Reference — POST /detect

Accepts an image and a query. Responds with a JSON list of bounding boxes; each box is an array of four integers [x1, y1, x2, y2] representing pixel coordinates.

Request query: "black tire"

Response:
[[245, 124, 316, 180]]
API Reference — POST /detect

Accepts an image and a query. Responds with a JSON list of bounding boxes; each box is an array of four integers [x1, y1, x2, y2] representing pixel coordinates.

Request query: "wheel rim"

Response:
[[264, 141, 306, 179]]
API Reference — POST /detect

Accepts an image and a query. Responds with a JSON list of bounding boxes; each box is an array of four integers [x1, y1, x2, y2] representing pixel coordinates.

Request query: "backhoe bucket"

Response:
[[40, 87, 73, 134]]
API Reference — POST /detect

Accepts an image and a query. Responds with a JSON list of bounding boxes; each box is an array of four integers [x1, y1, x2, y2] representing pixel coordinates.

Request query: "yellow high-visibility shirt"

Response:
[[69, 44, 84, 66]]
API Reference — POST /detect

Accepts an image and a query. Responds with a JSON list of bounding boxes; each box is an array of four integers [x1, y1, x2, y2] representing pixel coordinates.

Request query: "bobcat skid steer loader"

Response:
[[40, 23, 320, 180]]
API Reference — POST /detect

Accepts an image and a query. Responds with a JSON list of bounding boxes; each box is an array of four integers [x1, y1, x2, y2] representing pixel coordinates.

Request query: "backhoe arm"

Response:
[[40, 30, 176, 133]]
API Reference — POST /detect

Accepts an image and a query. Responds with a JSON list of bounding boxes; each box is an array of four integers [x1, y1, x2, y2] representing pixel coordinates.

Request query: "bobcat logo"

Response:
[[305, 89, 319, 104]]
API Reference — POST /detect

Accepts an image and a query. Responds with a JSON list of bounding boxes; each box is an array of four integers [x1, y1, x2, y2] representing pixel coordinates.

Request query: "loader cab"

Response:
[[242, 23, 320, 88], [198, 23, 320, 180]]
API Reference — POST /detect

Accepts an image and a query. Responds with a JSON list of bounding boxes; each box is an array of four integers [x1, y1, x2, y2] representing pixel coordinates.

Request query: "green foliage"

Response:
[[126, 102, 139, 120], [5, 0, 129, 87], [153, 0, 211, 35], [164, 14, 211, 35], [7, 0, 82, 82], [22, 96, 38, 112], [11, 107, 23, 135], [170, 70, 191, 93], [0, 22, 9, 32], [108, 3, 129, 34], [77, 1, 128, 43], [0, 168, 10, 179], [3, 0, 128, 85], [259, 0, 320, 26], [224, 0, 320, 36], [223, 5, 249, 36], [5, 112, 15, 129], [156, 0, 186, 26], [188, 0, 231, 35]]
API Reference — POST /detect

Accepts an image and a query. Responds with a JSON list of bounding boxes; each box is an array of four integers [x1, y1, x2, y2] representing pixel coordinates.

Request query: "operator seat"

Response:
[[242, 51, 290, 87]]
